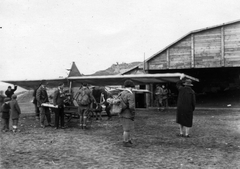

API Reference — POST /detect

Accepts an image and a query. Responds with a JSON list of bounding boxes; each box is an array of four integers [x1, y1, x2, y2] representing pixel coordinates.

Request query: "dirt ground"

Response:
[[1, 105, 240, 169]]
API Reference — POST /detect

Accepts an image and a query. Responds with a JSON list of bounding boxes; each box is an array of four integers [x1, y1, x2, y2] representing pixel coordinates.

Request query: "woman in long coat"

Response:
[[176, 79, 196, 137]]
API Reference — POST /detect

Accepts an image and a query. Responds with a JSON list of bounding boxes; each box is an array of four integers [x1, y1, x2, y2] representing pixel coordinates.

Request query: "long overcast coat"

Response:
[[176, 80, 196, 127], [10, 99, 21, 120]]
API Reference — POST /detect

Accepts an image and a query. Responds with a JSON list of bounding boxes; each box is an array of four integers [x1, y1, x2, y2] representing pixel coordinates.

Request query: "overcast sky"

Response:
[[1, 0, 240, 80]]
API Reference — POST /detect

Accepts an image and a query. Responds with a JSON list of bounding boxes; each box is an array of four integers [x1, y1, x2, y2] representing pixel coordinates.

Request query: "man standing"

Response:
[[176, 78, 196, 137], [53, 83, 66, 129], [76, 83, 95, 129], [5, 85, 17, 99], [119, 80, 135, 147], [155, 84, 168, 111], [36, 80, 52, 128], [33, 85, 41, 121]]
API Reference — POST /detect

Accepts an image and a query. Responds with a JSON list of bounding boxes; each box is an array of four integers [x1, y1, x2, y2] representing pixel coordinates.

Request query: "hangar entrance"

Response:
[[149, 67, 240, 108], [135, 85, 146, 108]]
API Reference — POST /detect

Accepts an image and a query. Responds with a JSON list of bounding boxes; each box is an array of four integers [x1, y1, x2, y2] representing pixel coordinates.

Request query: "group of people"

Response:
[[32, 80, 69, 129], [30, 79, 136, 147], [1, 78, 195, 147], [31, 80, 116, 130], [1, 85, 21, 132]]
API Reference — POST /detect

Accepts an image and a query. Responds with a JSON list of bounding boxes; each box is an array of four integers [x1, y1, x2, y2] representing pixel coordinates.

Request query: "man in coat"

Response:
[[53, 83, 66, 129], [176, 78, 196, 137], [33, 85, 41, 121], [36, 80, 52, 128]]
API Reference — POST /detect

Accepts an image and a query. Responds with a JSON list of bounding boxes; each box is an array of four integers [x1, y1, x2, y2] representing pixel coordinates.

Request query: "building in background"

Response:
[[124, 19, 240, 108]]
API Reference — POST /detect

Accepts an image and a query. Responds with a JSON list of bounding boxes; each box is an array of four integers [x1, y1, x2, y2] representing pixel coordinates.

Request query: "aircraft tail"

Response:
[[68, 62, 81, 77]]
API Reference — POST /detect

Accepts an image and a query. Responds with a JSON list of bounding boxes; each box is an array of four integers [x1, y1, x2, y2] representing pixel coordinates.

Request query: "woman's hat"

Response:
[[183, 79, 193, 86]]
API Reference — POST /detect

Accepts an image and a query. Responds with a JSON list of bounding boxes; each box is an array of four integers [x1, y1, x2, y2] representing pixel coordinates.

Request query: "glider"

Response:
[[2, 62, 199, 90]]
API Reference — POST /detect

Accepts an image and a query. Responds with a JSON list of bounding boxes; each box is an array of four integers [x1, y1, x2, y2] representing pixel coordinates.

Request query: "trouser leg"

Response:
[[40, 106, 46, 126], [123, 131, 130, 142], [78, 107, 82, 126], [83, 109, 87, 127], [6, 118, 10, 130], [45, 108, 51, 125], [34, 104, 40, 119], [2, 118, 7, 130], [55, 108, 60, 128], [12, 119, 19, 131], [60, 107, 64, 127], [105, 103, 112, 119], [179, 124, 184, 135], [185, 127, 190, 136]]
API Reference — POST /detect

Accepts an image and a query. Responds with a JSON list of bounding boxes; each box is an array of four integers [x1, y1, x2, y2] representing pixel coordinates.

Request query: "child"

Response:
[[1, 98, 11, 132], [9, 94, 21, 132]]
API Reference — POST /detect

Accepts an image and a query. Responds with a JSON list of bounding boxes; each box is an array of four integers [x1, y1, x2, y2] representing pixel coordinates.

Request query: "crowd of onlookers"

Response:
[[1, 77, 196, 148], [0, 85, 21, 132]]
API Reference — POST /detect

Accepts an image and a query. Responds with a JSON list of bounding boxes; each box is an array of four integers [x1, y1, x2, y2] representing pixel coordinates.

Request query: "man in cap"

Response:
[[176, 78, 196, 138], [36, 80, 52, 128], [5, 85, 17, 99]]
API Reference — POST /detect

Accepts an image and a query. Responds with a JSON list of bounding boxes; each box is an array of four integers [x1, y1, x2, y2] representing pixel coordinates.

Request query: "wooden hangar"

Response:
[[124, 19, 240, 108]]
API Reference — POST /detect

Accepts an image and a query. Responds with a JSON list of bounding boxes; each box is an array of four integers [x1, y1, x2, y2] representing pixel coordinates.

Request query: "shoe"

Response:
[[123, 141, 132, 147], [184, 135, 190, 138], [176, 133, 184, 137], [47, 124, 54, 127], [128, 140, 133, 144]]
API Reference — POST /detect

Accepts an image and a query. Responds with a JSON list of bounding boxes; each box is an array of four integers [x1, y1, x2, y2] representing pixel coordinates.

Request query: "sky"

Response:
[[0, 0, 240, 81]]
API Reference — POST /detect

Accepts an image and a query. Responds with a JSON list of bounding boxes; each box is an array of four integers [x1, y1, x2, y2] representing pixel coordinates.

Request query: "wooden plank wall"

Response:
[[224, 22, 240, 67], [147, 21, 240, 70], [194, 28, 222, 68], [148, 51, 167, 69], [169, 36, 191, 68]]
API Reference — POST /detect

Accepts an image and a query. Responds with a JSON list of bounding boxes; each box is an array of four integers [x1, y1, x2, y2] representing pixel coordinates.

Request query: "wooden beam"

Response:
[[191, 34, 195, 68], [166, 49, 170, 69], [221, 26, 225, 67]]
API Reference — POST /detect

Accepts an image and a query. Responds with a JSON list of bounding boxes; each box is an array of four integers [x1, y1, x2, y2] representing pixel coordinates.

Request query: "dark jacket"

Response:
[[10, 99, 21, 120], [36, 86, 49, 107], [92, 87, 102, 103], [119, 89, 135, 119], [32, 87, 39, 105], [5, 86, 17, 98], [176, 80, 196, 127], [1, 102, 10, 119], [53, 89, 66, 108]]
